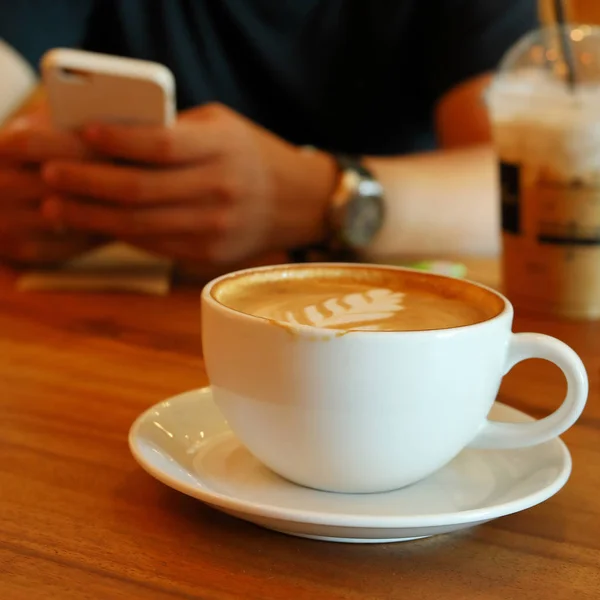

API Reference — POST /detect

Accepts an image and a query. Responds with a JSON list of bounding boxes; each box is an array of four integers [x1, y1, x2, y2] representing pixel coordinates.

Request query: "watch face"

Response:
[[343, 192, 384, 248]]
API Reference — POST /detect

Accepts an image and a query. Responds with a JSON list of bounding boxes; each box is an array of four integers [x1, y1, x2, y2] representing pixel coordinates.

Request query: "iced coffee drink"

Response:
[[488, 26, 600, 318]]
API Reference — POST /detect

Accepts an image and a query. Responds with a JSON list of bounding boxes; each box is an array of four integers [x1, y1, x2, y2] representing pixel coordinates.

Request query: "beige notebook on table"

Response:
[[16, 242, 172, 296]]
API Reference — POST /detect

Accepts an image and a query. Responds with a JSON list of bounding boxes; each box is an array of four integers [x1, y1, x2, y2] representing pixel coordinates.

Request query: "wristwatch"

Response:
[[290, 154, 385, 263], [329, 154, 385, 251]]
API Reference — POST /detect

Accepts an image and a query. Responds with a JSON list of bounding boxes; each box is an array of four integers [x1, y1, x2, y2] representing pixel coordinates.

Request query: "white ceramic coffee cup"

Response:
[[201, 263, 588, 494]]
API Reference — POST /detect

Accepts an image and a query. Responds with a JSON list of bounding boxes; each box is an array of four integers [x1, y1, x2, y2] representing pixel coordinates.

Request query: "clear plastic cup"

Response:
[[487, 25, 600, 319]]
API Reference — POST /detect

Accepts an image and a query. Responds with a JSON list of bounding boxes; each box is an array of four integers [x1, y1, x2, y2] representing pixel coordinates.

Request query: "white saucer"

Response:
[[129, 388, 572, 544]]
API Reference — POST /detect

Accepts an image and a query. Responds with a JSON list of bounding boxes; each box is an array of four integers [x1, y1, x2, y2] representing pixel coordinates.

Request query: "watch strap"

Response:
[[289, 152, 376, 263]]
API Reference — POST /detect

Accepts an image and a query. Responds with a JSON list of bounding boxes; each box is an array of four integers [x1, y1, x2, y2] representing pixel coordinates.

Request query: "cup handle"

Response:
[[468, 333, 588, 449]]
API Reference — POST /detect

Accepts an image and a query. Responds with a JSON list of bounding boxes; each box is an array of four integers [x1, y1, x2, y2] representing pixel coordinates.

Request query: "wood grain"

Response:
[[1, 261, 599, 600]]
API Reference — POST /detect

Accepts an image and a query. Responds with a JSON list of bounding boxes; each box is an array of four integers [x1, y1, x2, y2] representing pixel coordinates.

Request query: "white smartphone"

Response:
[[41, 48, 176, 130]]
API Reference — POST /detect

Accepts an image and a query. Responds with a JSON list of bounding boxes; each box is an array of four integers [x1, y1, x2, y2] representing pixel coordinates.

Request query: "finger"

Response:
[[43, 161, 229, 205], [0, 207, 51, 235], [0, 233, 104, 266], [41, 195, 234, 238], [80, 104, 233, 165], [128, 234, 278, 270], [123, 233, 217, 264], [0, 126, 94, 164], [0, 168, 47, 203]]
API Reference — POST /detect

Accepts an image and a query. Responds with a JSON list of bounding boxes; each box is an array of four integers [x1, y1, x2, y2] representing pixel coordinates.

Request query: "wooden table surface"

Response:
[[1, 260, 599, 600]]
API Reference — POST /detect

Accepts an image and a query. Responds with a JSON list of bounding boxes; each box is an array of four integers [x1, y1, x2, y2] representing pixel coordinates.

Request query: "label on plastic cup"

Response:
[[499, 158, 600, 319]]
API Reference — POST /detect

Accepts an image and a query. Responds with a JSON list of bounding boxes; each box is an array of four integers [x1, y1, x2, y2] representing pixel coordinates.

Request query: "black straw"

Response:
[[553, 0, 577, 90]]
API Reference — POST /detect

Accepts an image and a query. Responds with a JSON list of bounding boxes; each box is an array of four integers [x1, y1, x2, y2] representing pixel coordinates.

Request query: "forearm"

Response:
[[363, 144, 499, 259]]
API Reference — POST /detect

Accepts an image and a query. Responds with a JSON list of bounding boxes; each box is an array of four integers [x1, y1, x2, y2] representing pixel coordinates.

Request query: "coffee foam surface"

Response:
[[211, 266, 504, 332], [488, 69, 600, 183]]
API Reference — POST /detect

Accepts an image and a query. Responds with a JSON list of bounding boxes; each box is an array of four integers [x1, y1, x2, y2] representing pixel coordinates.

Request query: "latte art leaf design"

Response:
[[284, 288, 405, 329]]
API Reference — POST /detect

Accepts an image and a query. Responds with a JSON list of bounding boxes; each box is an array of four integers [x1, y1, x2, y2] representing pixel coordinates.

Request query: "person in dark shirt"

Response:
[[0, 1, 537, 272]]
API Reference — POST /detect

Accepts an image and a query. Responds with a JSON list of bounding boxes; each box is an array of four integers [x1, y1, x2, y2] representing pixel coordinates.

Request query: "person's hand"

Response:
[[0, 111, 105, 266], [41, 104, 338, 267]]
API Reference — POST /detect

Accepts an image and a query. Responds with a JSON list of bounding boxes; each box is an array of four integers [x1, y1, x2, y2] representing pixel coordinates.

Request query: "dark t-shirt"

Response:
[[1, 0, 537, 154]]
